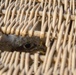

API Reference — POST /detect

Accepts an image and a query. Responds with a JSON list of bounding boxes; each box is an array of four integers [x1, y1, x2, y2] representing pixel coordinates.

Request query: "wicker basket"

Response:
[[0, 0, 76, 75]]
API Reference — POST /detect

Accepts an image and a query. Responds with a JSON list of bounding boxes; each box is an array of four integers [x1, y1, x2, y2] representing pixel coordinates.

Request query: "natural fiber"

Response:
[[0, 0, 76, 75]]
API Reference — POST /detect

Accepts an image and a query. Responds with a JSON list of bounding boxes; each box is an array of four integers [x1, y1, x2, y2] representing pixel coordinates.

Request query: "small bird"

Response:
[[0, 32, 46, 54]]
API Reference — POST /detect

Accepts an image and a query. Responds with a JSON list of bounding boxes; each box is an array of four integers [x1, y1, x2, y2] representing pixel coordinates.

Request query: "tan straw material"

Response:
[[0, 0, 76, 75]]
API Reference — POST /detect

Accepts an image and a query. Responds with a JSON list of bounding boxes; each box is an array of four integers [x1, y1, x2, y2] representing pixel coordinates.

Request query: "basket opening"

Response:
[[0, 33, 46, 55]]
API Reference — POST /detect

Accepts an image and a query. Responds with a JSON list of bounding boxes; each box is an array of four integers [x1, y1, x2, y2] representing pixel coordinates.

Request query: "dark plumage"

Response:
[[0, 32, 46, 54]]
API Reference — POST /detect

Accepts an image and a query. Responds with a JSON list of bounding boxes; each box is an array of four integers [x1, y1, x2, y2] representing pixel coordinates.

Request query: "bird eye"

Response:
[[23, 42, 36, 50]]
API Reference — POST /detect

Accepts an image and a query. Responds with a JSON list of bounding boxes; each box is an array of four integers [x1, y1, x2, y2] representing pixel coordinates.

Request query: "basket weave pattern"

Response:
[[0, 0, 76, 75]]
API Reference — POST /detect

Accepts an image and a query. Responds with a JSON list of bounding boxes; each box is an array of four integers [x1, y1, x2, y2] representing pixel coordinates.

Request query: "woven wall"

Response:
[[0, 0, 76, 75]]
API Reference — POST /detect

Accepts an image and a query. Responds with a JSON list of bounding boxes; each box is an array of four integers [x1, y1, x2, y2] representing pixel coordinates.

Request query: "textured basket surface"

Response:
[[0, 0, 76, 75]]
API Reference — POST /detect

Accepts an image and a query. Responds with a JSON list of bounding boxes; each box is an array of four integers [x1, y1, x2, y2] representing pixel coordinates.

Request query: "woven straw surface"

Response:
[[0, 0, 76, 75]]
